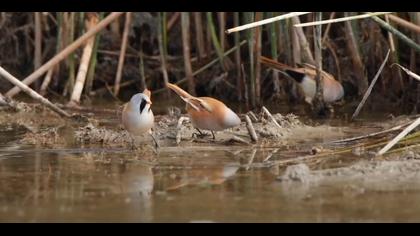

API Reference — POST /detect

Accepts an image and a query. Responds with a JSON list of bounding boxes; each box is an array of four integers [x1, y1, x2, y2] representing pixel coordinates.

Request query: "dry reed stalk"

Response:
[[113, 12, 131, 96], [66, 12, 76, 96], [226, 12, 310, 34], [377, 116, 420, 156], [312, 12, 325, 114], [371, 15, 420, 52], [254, 12, 262, 105], [34, 12, 42, 71], [241, 63, 250, 110], [110, 16, 120, 39], [246, 12, 256, 108], [40, 68, 54, 96], [218, 12, 226, 51], [68, 13, 99, 106], [207, 12, 227, 71], [139, 51, 146, 91], [167, 12, 180, 31], [157, 12, 170, 97], [383, 14, 420, 34], [351, 50, 391, 120], [6, 12, 124, 98], [234, 12, 242, 101], [392, 63, 420, 82], [193, 12, 206, 60], [85, 12, 104, 95], [321, 12, 336, 44], [0, 66, 71, 118], [269, 12, 280, 97], [292, 16, 315, 65], [385, 15, 404, 92], [344, 14, 368, 95], [181, 12, 196, 96], [294, 12, 392, 27], [291, 19, 302, 65]]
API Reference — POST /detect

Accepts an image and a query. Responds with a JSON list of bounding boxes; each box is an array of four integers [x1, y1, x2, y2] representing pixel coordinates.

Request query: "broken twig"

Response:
[[0, 66, 71, 118], [262, 106, 281, 129]]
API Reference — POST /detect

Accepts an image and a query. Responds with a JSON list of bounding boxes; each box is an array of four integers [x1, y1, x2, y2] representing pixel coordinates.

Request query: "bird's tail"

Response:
[[260, 56, 294, 71], [166, 82, 194, 100]]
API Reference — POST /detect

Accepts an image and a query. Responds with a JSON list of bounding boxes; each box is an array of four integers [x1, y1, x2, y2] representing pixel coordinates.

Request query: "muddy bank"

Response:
[[0, 102, 349, 148]]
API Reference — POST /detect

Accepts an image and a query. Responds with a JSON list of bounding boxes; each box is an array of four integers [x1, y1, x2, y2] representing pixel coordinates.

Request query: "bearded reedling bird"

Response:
[[166, 82, 241, 139], [260, 56, 344, 104], [122, 88, 159, 148]]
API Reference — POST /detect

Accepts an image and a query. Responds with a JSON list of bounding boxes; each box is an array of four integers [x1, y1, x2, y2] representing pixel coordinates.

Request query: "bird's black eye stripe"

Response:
[[139, 98, 147, 114]]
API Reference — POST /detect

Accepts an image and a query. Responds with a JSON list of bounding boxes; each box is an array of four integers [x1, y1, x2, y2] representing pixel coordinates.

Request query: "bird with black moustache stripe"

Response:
[[122, 88, 159, 149]]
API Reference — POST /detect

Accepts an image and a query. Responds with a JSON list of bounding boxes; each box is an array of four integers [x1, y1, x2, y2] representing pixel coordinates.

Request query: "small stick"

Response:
[[245, 115, 258, 142], [0, 66, 71, 118], [176, 116, 190, 144], [294, 12, 392, 27], [226, 12, 310, 34], [246, 111, 259, 122], [351, 49, 391, 120], [261, 106, 281, 129], [377, 116, 420, 156]]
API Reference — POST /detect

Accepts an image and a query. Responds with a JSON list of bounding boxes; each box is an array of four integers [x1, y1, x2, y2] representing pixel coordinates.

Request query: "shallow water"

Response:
[[1, 105, 420, 222]]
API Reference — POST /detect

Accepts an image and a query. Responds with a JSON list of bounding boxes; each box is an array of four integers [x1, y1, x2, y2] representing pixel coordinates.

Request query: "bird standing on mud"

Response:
[[122, 88, 159, 149], [260, 56, 344, 104], [166, 82, 241, 139]]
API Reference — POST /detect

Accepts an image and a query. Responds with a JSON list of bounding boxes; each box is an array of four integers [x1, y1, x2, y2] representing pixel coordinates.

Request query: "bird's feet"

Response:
[[192, 129, 216, 140]]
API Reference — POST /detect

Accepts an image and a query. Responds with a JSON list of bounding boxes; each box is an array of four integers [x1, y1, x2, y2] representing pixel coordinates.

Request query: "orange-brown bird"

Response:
[[260, 56, 344, 104], [166, 82, 241, 139]]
